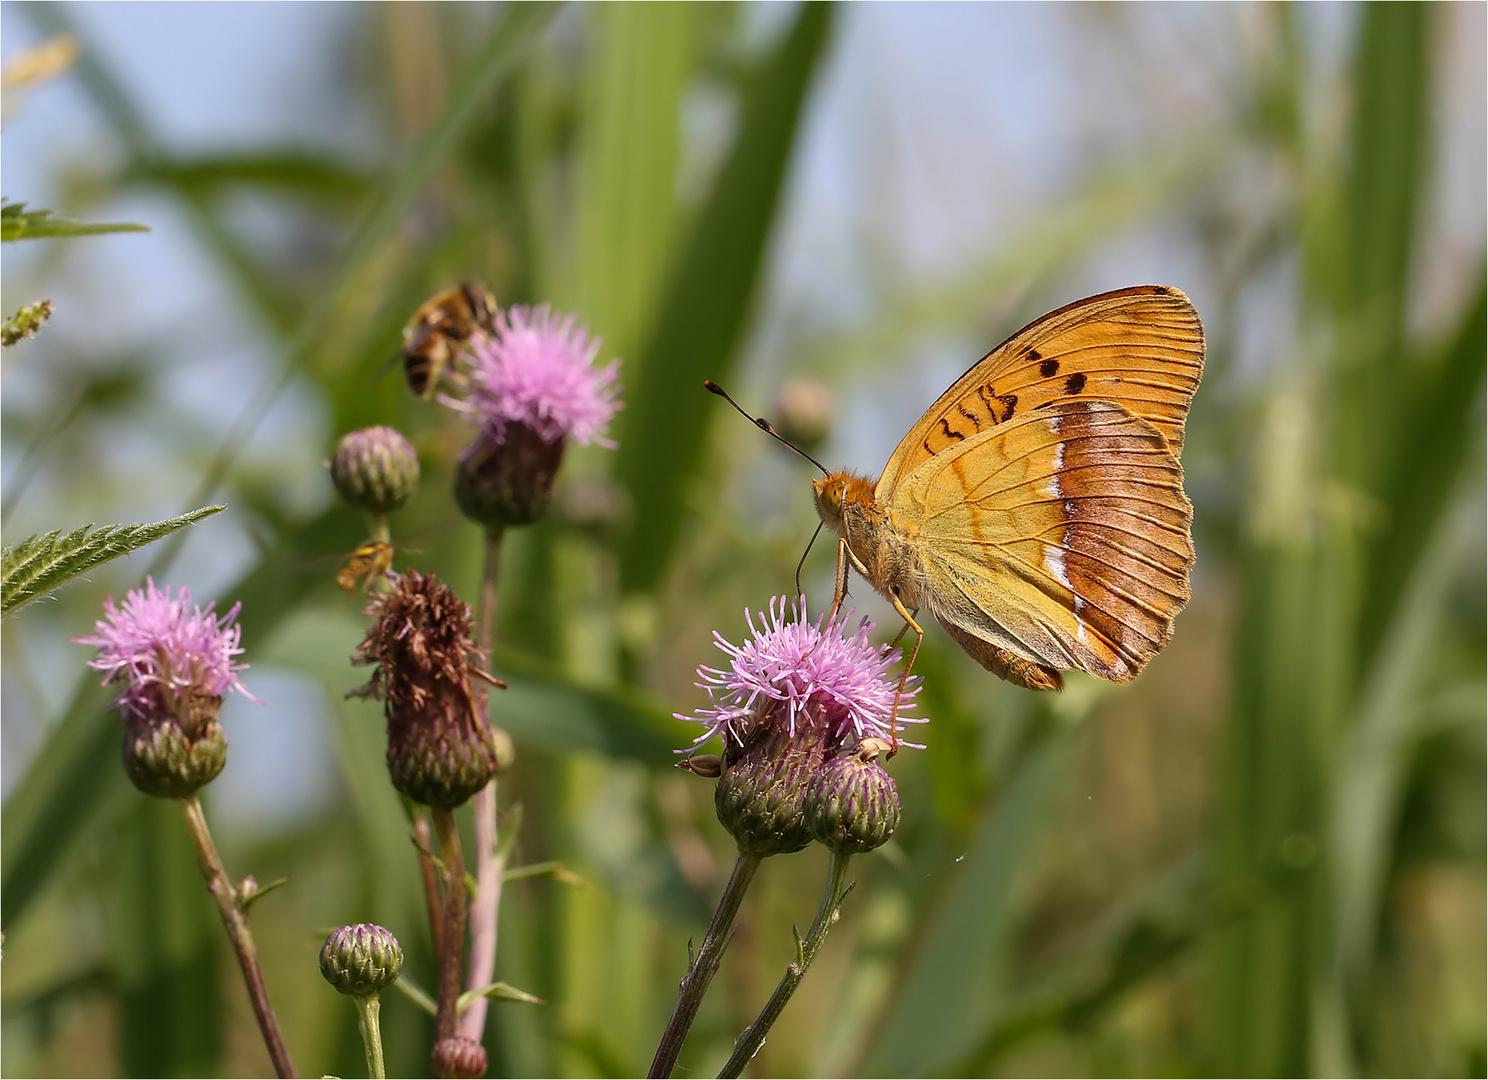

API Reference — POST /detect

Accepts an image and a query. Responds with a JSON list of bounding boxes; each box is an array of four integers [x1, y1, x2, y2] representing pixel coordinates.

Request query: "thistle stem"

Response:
[[431, 805, 468, 1043], [717, 852, 854, 1079], [461, 525, 505, 1042], [413, 812, 445, 958], [648, 852, 763, 1079], [353, 994, 387, 1080], [179, 796, 297, 1078]]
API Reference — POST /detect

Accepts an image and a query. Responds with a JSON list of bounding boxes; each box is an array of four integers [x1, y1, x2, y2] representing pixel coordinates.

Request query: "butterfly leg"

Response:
[[886, 592, 924, 757], [826, 537, 852, 624]]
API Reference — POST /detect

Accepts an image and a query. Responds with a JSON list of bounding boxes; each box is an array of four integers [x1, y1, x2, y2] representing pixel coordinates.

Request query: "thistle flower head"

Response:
[[352, 571, 504, 808], [458, 304, 621, 448], [72, 579, 256, 797], [75, 578, 254, 716], [679, 596, 924, 754]]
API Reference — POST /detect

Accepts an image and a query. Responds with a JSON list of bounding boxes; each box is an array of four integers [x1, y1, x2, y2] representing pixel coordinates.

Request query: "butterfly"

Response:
[[810, 285, 1203, 705]]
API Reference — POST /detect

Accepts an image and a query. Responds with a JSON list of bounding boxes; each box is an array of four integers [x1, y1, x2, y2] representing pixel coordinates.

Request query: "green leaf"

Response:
[[571, 2, 699, 361], [128, 151, 373, 202], [0, 200, 149, 242], [0, 505, 225, 618], [489, 645, 691, 765], [110, 799, 222, 1076], [614, 2, 835, 593], [457, 980, 545, 1012], [1357, 284, 1487, 671], [864, 734, 1072, 1076]]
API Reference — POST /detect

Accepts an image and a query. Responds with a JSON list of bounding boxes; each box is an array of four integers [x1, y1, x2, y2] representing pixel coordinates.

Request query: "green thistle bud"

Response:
[[453, 427, 564, 530], [123, 702, 228, 798], [805, 749, 900, 855], [433, 1036, 489, 1079], [331, 426, 420, 515], [714, 724, 824, 857], [319, 923, 404, 998]]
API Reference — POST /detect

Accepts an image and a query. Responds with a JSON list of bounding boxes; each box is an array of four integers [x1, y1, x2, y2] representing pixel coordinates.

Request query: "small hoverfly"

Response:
[[336, 540, 395, 592], [400, 282, 497, 399]]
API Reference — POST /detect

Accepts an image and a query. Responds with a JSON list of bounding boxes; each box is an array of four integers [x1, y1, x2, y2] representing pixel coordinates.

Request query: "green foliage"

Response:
[[2, 3, 1482, 1077], [0, 199, 148, 242], [0, 505, 224, 618], [614, 2, 834, 593]]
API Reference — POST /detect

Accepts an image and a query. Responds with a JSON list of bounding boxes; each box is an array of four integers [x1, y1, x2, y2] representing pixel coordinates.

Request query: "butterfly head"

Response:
[[813, 470, 875, 535]]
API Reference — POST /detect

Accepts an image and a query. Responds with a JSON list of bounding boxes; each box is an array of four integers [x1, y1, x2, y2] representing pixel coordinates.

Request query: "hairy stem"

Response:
[[717, 852, 853, 1078], [431, 806, 468, 1043], [180, 796, 297, 1078], [648, 852, 763, 1079], [413, 812, 445, 958], [354, 994, 387, 1080], [461, 526, 505, 1041]]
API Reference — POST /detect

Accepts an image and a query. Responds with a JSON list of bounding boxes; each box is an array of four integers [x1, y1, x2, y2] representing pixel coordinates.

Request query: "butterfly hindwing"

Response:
[[877, 285, 1203, 502], [889, 399, 1194, 682]]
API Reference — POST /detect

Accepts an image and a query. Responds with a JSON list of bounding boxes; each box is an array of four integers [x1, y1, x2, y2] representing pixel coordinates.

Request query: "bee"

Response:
[[400, 282, 497, 399], [335, 540, 395, 592]]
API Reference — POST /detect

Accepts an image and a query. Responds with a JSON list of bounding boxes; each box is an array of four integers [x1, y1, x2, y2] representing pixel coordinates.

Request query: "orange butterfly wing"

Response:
[[876, 285, 1203, 503], [889, 399, 1194, 681]]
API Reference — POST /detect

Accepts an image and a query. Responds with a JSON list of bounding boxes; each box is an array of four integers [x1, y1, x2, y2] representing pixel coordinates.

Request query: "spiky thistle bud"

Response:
[[319, 924, 404, 998], [714, 724, 823, 856], [433, 1036, 488, 1079], [805, 747, 901, 854], [73, 579, 257, 798], [331, 425, 420, 516], [351, 571, 503, 809], [446, 304, 620, 530]]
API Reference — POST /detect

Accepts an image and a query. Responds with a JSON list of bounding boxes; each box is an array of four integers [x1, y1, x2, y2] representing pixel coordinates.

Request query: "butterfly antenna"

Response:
[[795, 521, 824, 604], [704, 380, 829, 475]]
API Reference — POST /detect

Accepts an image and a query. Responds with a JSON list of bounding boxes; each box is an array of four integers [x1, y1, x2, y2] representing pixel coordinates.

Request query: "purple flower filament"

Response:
[[74, 578, 256, 721], [458, 304, 622, 447], [678, 596, 924, 752]]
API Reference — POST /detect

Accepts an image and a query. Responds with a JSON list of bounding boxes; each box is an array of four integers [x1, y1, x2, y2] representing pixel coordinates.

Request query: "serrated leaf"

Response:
[[1, 200, 149, 242], [0, 505, 224, 617]]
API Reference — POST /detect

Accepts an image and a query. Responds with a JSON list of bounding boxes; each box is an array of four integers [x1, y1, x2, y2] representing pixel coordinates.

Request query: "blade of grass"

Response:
[[614, 1, 834, 594], [570, 2, 698, 361], [111, 798, 223, 1077], [863, 732, 1071, 1077]]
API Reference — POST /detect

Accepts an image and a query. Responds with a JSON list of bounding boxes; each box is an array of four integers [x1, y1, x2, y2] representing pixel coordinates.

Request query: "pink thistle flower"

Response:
[[73, 579, 257, 797], [459, 304, 621, 447], [74, 578, 256, 721], [679, 596, 924, 753]]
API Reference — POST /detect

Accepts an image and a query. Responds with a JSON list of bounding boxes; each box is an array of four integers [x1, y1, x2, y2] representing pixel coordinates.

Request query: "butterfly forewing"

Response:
[[876, 286, 1203, 502], [891, 399, 1194, 682]]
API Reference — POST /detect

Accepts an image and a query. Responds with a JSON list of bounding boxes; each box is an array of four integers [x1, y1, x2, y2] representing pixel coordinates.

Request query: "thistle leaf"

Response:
[[1, 505, 225, 618], [456, 981, 545, 1012], [1, 200, 149, 242]]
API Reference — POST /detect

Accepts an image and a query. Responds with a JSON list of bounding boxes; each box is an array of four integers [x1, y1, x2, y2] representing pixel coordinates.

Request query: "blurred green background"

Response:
[[2, 3, 1483, 1077]]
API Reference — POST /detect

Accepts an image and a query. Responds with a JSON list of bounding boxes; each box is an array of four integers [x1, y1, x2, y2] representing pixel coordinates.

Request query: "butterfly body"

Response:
[[812, 285, 1203, 694]]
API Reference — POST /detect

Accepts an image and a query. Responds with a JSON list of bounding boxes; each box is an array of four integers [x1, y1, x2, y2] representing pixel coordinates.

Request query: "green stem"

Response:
[[462, 526, 505, 1042], [717, 852, 853, 1079], [430, 806, 467, 1043], [648, 852, 763, 1079], [353, 994, 387, 1080], [179, 796, 297, 1078]]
